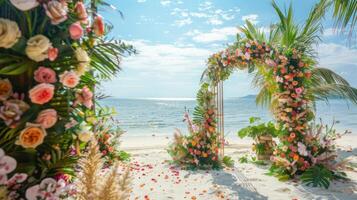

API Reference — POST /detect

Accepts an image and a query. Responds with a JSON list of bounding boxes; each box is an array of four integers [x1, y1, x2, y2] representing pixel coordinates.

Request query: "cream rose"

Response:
[[75, 48, 90, 76], [10, 0, 39, 11], [16, 123, 47, 149], [26, 35, 52, 62], [77, 123, 92, 142], [0, 18, 21, 49]]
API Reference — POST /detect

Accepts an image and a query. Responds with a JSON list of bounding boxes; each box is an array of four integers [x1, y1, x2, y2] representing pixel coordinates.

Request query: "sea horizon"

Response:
[[100, 97, 357, 137]]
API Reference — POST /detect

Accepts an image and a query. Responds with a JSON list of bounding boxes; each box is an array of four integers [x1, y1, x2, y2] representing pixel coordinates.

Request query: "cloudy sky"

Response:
[[100, 0, 357, 99]]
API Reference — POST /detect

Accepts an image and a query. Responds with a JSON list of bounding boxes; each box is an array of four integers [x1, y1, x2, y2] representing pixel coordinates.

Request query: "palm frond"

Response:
[[328, 0, 357, 36]]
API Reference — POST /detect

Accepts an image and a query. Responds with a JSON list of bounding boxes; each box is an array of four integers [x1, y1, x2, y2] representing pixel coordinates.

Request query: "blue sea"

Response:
[[100, 97, 357, 137]]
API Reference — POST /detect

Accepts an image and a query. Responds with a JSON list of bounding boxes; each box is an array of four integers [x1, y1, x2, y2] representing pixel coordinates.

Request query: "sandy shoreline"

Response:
[[121, 134, 357, 200]]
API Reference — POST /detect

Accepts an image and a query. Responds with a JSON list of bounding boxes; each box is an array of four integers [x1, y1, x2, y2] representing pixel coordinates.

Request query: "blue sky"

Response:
[[100, 0, 357, 98]]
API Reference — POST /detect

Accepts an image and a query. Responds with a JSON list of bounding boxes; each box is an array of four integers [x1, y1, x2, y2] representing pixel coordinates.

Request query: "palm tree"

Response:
[[321, 0, 357, 36], [240, 1, 357, 108]]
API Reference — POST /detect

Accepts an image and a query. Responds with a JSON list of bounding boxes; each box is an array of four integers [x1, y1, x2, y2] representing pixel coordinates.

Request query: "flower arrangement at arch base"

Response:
[[168, 83, 234, 170], [0, 0, 134, 199]]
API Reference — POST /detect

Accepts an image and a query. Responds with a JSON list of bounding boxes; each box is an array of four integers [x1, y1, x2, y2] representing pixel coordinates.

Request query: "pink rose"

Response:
[[69, 22, 83, 40], [295, 87, 303, 95], [29, 83, 54, 105], [75, 86, 93, 108], [59, 71, 79, 88], [44, 0, 68, 25], [74, 2, 88, 24], [48, 47, 58, 61], [36, 109, 57, 129], [93, 15, 105, 36], [34, 67, 57, 83]]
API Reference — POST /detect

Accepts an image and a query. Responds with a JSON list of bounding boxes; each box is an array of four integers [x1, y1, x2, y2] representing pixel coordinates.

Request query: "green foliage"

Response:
[[117, 150, 131, 162], [267, 165, 291, 181], [237, 117, 282, 139], [301, 165, 333, 189], [239, 155, 249, 163], [222, 156, 234, 167]]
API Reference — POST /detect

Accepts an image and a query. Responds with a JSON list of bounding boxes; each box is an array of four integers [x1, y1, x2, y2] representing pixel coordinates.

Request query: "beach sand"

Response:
[[120, 135, 357, 200]]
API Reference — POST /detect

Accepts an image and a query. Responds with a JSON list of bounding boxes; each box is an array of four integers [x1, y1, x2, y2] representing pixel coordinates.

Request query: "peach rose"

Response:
[[29, 83, 55, 105], [0, 79, 13, 101], [36, 109, 57, 129], [34, 67, 57, 83], [59, 71, 79, 88], [93, 15, 105, 36], [48, 47, 58, 61], [69, 22, 83, 40], [74, 2, 88, 24], [16, 123, 47, 149], [44, 0, 68, 25]]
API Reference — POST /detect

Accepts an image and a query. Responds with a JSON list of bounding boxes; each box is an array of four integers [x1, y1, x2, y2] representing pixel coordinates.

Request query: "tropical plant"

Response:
[[321, 0, 357, 37], [238, 117, 282, 160], [240, 1, 357, 108]]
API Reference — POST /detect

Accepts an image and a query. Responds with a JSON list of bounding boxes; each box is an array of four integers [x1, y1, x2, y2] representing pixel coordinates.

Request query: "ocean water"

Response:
[[100, 97, 357, 137]]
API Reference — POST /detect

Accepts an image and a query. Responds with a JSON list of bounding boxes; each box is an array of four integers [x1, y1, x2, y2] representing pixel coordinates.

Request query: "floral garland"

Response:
[[0, 0, 132, 198]]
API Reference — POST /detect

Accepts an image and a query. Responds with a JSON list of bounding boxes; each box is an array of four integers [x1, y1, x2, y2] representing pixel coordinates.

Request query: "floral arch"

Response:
[[170, 38, 314, 175]]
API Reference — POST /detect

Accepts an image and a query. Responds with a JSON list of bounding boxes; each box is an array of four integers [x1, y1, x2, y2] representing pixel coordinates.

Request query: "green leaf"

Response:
[[301, 165, 333, 189]]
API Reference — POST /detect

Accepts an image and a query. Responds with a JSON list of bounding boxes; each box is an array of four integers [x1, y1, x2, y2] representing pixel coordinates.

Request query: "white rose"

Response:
[[0, 18, 21, 48], [10, 0, 39, 11], [25, 35, 52, 62], [75, 48, 90, 76]]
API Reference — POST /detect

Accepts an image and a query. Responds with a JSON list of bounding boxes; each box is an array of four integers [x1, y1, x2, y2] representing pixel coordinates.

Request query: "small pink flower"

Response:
[[59, 71, 79, 88], [34, 67, 57, 83], [265, 59, 277, 67], [75, 2, 88, 24], [36, 109, 57, 129], [75, 86, 93, 108], [29, 83, 55, 105], [48, 47, 58, 61], [69, 22, 83, 40], [295, 87, 303, 95], [93, 15, 105, 36], [65, 118, 78, 129], [244, 52, 250, 60], [44, 0, 68, 25]]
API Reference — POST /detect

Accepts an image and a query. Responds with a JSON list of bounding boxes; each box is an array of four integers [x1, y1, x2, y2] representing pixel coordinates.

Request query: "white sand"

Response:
[[120, 135, 357, 200]]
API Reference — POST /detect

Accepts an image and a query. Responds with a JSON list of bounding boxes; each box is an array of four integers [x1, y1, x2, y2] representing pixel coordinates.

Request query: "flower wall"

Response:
[[0, 0, 133, 199]]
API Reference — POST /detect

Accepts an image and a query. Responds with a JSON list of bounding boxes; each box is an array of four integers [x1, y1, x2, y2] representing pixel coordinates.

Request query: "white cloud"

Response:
[[323, 28, 338, 37], [174, 17, 192, 27], [121, 40, 213, 74], [207, 17, 223, 25], [241, 14, 259, 24], [137, 0, 146, 3], [317, 43, 357, 68], [160, 0, 171, 6], [190, 27, 238, 43]]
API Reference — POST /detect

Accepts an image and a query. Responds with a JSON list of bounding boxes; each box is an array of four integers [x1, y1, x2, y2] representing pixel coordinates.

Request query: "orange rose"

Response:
[[0, 79, 13, 101], [16, 123, 46, 148], [293, 154, 299, 161]]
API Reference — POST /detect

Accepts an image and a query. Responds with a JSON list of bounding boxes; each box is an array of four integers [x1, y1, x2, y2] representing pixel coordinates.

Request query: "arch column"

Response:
[[214, 80, 224, 157]]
